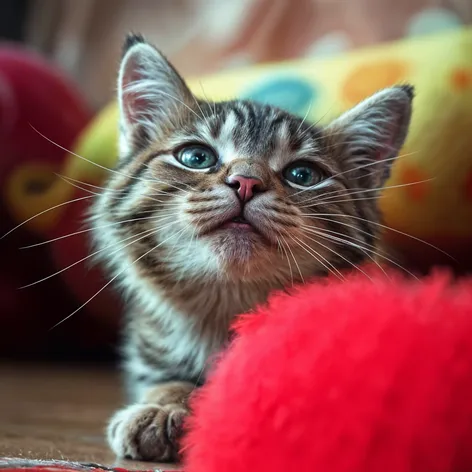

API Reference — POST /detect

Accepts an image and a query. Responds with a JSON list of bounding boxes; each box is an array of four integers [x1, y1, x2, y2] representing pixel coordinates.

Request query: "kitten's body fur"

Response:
[[91, 34, 414, 462]]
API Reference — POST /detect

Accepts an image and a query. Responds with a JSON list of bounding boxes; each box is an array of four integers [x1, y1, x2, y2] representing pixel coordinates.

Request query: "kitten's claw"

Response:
[[107, 403, 188, 462]]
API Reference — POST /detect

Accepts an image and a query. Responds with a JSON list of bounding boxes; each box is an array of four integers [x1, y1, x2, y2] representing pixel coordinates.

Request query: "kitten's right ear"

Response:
[[117, 33, 194, 157]]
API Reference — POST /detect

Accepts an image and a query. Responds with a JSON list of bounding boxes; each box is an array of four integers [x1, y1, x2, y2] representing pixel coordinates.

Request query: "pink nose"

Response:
[[226, 175, 263, 202]]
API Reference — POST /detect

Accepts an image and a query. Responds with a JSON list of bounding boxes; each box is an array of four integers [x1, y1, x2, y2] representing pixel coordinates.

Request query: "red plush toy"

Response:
[[184, 270, 472, 472], [0, 44, 93, 357]]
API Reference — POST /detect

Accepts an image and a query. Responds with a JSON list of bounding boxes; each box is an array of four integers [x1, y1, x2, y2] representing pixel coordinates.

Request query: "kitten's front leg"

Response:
[[107, 381, 194, 462]]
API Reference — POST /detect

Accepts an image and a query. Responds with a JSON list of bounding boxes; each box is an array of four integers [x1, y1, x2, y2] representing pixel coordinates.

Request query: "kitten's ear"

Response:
[[118, 33, 195, 156], [325, 85, 414, 188]]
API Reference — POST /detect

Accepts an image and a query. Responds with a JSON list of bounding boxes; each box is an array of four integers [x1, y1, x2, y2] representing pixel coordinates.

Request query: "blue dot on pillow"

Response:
[[241, 76, 317, 116]]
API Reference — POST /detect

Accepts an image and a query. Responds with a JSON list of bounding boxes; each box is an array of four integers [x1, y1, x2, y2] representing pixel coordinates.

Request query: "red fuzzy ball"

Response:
[[184, 271, 472, 472]]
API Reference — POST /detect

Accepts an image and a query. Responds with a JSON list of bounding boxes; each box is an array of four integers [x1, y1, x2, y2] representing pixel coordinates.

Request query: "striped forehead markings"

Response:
[[172, 102, 323, 168]]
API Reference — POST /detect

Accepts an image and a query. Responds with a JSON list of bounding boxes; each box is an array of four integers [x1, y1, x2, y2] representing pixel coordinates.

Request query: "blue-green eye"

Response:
[[177, 145, 217, 169], [283, 162, 321, 187]]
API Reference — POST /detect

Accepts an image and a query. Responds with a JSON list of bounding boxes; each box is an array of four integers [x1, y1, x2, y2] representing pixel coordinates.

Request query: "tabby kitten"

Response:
[[91, 33, 413, 462]]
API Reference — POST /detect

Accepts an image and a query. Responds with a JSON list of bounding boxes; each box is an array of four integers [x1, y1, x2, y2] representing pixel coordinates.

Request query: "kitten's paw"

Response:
[[107, 403, 188, 462]]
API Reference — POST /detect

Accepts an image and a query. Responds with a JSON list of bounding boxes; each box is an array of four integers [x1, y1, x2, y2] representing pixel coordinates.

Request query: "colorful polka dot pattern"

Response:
[[342, 60, 410, 106], [241, 76, 318, 117], [451, 68, 472, 91], [334, 56, 471, 237]]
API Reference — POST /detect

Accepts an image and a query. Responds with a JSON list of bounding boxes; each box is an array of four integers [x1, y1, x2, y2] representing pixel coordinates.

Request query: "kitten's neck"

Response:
[[131, 272, 287, 325]]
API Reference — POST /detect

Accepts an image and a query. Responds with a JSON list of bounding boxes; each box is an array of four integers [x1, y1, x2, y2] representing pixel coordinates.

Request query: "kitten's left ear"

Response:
[[325, 85, 414, 187], [117, 33, 195, 157]]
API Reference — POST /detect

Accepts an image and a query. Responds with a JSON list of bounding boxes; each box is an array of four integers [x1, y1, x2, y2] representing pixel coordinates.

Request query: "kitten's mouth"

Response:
[[221, 215, 254, 230]]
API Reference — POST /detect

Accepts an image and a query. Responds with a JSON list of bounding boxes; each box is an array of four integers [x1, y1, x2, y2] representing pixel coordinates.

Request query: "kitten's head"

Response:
[[92, 34, 413, 287]]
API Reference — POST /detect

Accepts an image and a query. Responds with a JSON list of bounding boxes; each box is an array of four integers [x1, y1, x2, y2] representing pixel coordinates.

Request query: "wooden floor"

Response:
[[0, 363, 179, 470]]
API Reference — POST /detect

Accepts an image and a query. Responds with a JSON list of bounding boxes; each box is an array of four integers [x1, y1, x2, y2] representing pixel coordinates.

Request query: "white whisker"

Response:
[[283, 238, 304, 284], [63, 173, 192, 196], [20, 217, 177, 288], [20, 215, 171, 249], [49, 226, 187, 330], [300, 178, 433, 207], [301, 225, 391, 279], [291, 235, 345, 281], [303, 226, 417, 279], [276, 234, 294, 286], [299, 105, 334, 141], [198, 81, 216, 116], [1, 195, 93, 240], [305, 212, 456, 261], [300, 215, 378, 241], [58, 173, 184, 208], [295, 100, 313, 135], [29, 124, 170, 186], [311, 195, 385, 206], [301, 223, 383, 255], [292, 150, 419, 197], [300, 231, 373, 281]]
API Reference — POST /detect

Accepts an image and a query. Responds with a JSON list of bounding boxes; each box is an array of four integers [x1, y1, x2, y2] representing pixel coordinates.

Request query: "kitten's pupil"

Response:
[[178, 145, 217, 169], [292, 168, 312, 184], [285, 164, 319, 187], [191, 152, 207, 166]]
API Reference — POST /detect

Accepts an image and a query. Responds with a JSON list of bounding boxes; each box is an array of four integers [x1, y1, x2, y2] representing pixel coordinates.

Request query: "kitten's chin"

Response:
[[205, 226, 274, 277]]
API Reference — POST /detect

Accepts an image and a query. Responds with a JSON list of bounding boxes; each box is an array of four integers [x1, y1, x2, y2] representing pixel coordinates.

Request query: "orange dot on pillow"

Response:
[[342, 60, 409, 106], [451, 68, 472, 91], [399, 164, 429, 201]]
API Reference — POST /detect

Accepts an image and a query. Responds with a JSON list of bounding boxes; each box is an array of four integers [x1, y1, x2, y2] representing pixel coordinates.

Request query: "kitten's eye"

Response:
[[177, 145, 217, 169], [283, 162, 322, 187]]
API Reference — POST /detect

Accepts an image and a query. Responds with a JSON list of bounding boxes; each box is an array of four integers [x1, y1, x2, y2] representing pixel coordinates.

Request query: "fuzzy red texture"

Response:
[[184, 270, 472, 472]]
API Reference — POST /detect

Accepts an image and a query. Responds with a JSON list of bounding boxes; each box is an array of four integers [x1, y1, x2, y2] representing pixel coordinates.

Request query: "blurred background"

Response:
[[0, 0, 471, 364], [10, 0, 472, 108]]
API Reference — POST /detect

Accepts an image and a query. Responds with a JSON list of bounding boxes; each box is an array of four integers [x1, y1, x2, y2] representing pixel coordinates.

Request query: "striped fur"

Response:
[[91, 33, 413, 462]]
